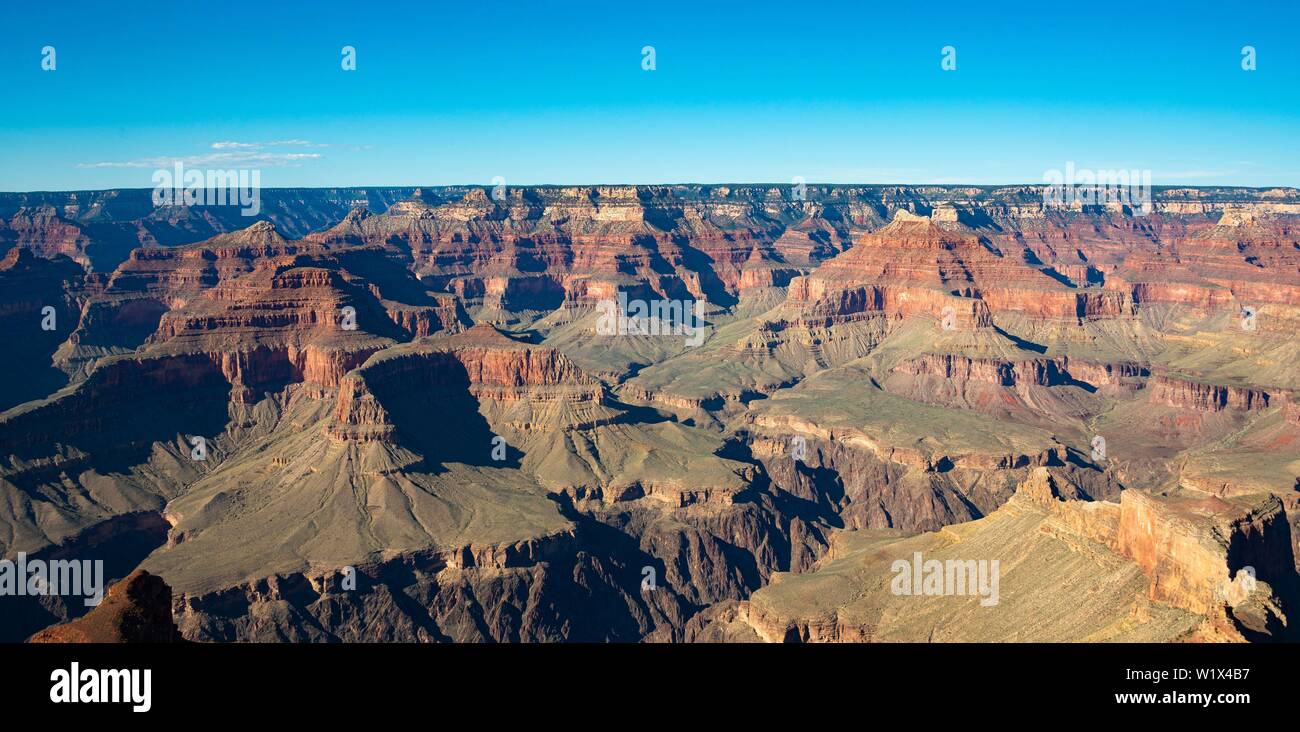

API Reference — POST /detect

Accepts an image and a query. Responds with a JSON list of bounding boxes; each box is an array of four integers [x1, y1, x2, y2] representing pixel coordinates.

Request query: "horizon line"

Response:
[[4, 182, 1300, 195]]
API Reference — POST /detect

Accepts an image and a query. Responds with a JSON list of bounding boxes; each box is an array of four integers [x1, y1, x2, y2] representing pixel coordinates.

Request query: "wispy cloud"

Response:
[[78, 141, 327, 169], [210, 139, 329, 150]]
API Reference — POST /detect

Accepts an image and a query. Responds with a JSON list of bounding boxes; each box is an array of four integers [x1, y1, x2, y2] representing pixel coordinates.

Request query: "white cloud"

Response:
[[78, 140, 331, 168], [210, 139, 328, 150], [77, 151, 323, 169]]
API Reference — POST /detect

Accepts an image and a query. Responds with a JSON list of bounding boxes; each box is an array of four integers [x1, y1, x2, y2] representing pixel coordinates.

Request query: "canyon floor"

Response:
[[2, 184, 1298, 642]]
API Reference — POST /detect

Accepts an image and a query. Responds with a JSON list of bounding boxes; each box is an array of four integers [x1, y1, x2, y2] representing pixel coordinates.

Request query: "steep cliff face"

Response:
[[162, 490, 829, 643], [0, 248, 83, 410], [689, 469, 1294, 643], [0, 351, 224, 557], [890, 354, 1142, 391], [1148, 375, 1271, 412], [330, 324, 609, 443], [1283, 392, 1300, 426], [783, 210, 1135, 327], [4, 206, 94, 268], [165, 527, 697, 642], [61, 221, 466, 387], [308, 188, 812, 315], [886, 354, 1097, 421], [1116, 490, 1294, 628]]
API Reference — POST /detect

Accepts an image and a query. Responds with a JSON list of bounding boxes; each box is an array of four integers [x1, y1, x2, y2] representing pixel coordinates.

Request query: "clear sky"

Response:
[[1, 0, 1297, 191]]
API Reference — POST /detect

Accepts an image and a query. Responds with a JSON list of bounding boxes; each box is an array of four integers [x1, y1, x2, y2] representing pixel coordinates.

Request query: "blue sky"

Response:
[[1, 0, 1297, 191]]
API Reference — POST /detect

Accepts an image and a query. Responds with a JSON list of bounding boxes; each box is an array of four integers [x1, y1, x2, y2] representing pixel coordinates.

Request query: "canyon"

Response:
[[3, 184, 1298, 643]]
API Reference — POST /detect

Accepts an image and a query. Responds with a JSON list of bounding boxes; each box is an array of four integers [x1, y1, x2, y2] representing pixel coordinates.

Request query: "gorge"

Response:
[[3, 183, 1298, 643]]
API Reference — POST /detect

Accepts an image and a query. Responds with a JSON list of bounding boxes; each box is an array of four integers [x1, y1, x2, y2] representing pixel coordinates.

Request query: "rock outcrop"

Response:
[[28, 570, 185, 643]]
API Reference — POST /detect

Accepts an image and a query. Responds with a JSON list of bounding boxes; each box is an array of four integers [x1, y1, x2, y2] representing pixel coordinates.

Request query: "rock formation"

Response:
[[688, 469, 1295, 642], [28, 570, 185, 643]]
